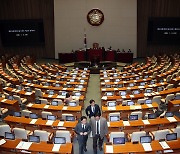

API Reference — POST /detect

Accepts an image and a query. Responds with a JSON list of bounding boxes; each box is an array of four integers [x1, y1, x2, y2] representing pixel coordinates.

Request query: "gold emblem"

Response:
[[87, 9, 104, 26]]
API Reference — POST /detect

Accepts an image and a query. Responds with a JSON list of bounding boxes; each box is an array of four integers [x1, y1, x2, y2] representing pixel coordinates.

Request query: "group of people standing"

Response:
[[75, 99, 108, 154]]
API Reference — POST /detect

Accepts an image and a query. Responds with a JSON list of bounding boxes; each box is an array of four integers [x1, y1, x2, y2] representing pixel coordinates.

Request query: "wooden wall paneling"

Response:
[[137, 0, 180, 58], [0, 0, 55, 59]]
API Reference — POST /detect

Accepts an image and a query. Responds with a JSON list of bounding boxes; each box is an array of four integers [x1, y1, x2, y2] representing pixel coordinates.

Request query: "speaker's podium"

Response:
[[87, 43, 104, 66]]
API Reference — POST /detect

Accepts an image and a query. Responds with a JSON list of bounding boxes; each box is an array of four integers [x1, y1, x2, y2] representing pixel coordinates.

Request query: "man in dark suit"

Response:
[[75, 116, 91, 154], [90, 113, 108, 154], [85, 99, 101, 118]]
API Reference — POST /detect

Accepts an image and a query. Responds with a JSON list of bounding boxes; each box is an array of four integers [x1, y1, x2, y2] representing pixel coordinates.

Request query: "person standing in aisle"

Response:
[[75, 116, 91, 154], [90, 113, 108, 154], [85, 99, 101, 118]]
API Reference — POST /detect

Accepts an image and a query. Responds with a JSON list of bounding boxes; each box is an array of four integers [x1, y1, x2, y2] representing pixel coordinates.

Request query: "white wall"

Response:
[[54, 0, 137, 59]]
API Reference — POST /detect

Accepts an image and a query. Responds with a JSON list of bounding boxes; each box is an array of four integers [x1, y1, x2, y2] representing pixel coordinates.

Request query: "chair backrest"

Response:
[[109, 112, 120, 121], [13, 128, 28, 139], [68, 100, 79, 106], [41, 111, 52, 119], [130, 111, 142, 119], [166, 84, 174, 90], [35, 88, 42, 97], [13, 95, 22, 104], [55, 130, 71, 143], [131, 131, 146, 142], [145, 88, 153, 93], [174, 126, 180, 138], [34, 130, 49, 141], [166, 75, 172, 83], [61, 113, 74, 120], [52, 99, 63, 105], [109, 132, 125, 143], [165, 94, 175, 104], [152, 96, 161, 105], [137, 99, 145, 105], [154, 129, 170, 140], [21, 110, 32, 117], [39, 98, 48, 104], [122, 100, 127, 106], [0, 125, 11, 137]]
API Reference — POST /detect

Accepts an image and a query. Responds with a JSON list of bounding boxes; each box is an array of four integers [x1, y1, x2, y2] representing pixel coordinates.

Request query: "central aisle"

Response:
[[73, 74, 104, 154], [82, 74, 101, 116]]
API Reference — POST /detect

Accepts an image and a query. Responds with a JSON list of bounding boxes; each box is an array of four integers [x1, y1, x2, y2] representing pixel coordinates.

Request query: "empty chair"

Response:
[[55, 130, 71, 143], [41, 111, 52, 119], [130, 111, 142, 119], [13, 95, 27, 105], [109, 112, 120, 121], [21, 109, 32, 117], [152, 96, 162, 108], [161, 94, 174, 104], [62, 113, 74, 121], [13, 128, 31, 140], [145, 88, 153, 93], [122, 100, 127, 106], [171, 126, 180, 138], [35, 88, 43, 97], [109, 132, 125, 143], [52, 99, 63, 105], [0, 107, 8, 116], [130, 131, 146, 142], [137, 99, 145, 105], [34, 130, 50, 142], [165, 84, 174, 90], [152, 72, 157, 78], [157, 86, 164, 92], [39, 98, 49, 104], [166, 75, 172, 83], [0, 124, 11, 137], [18, 76, 24, 83], [68, 100, 79, 106], [151, 129, 170, 140]]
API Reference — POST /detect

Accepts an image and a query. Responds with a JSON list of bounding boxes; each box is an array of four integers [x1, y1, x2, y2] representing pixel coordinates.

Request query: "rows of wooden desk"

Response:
[[107, 116, 179, 133], [0, 138, 72, 153], [104, 139, 180, 153], [4, 115, 78, 132], [26, 103, 82, 119]]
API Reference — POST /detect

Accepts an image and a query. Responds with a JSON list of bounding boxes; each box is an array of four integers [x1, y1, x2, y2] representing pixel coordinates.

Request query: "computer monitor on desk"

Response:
[[110, 116, 120, 122], [140, 136, 152, 143], [54, 137, 66, 144], [129, 115, 138, 121], [113, 137, 125, 144], [29, 135, 40, 143]]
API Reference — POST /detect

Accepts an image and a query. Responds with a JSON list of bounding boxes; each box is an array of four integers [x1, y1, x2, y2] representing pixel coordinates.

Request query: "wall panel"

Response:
[[137, 0, 180, 57], [0, 0, 55, 58]]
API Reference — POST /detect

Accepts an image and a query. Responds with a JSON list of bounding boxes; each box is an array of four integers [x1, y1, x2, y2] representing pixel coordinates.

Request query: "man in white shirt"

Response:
[[90, 113, 108, 154]]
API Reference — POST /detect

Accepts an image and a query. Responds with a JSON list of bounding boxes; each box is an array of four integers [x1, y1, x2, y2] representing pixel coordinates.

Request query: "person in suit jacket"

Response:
[[75, 116, 91, 154], [85, 99, 101, 118], [90, 113, 108, 154]]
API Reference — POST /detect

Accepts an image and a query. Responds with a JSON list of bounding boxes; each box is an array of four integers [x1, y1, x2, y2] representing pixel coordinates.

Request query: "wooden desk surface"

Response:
[[101, 87, 180, 101], [22, 82, 87, 92], [0, 97, 20, 111], [4, 116, 78, 128], [102, 102, 158, 112], [104, 139, 180, 153], [27, 103, 82, 112], [0, 138, 72, 153], [107, 116, 179, 128]]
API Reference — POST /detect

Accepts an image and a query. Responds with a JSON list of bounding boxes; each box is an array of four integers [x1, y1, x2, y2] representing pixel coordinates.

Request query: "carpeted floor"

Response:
[[73, 74, 105, 154]]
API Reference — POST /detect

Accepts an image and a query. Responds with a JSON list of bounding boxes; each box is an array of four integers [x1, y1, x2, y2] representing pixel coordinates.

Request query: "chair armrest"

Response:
[[149, 131, 155, 140], [49, 132, 54, 141], [127, 133, 131, 142], [27, 130, 33, 136]]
